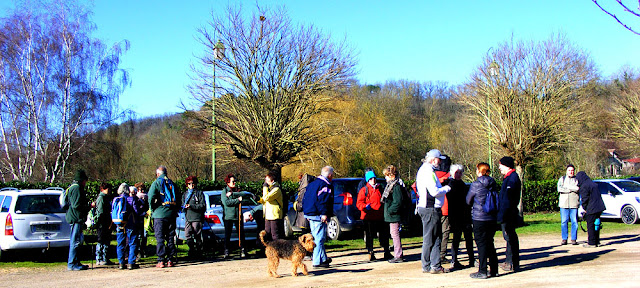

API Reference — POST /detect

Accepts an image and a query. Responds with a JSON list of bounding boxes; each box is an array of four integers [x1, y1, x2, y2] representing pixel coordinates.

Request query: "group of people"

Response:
[[64, 151, 605, 276]]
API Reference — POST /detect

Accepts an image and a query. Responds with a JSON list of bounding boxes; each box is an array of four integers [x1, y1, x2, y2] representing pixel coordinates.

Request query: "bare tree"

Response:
[[187, 5, 356, 178], [460, 34, 598, 213], [610, 72, 640, 152], [0, 0, 129, 182], [592, 0, 640, 36]]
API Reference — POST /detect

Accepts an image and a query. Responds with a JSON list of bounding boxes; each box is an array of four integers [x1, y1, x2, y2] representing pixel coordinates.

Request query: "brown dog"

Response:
[[259, 230, 315, 278]]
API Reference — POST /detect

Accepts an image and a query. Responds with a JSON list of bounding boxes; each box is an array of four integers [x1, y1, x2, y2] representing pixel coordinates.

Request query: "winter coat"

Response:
[[95, 192, 112, 226], [148, 174, 181, 219], [303, 176, 333, 217], [294, 174, 314, 228], [123, 194, 147, 230], [466, 175, 498, 222], [356, 183, 384, 221], [182, 189, 205, 222], [447, 179, 472, 227], [497, 170, 521, 224], [260, 183, 284, 220], [576, 172, 606, 215], [383, 182, 404, 223], [558, 176, 580, 209], [65, 182, 89, 224], [221, 186, 243, 221]]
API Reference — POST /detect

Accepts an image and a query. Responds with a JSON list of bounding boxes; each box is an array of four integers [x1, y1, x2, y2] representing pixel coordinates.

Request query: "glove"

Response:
[[365, 204, 372, 211]]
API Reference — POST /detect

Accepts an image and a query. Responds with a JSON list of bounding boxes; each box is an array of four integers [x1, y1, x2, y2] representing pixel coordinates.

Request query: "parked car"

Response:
[[176, 190, 260, 247], [285, 178, 392, 240], [578, 179, 640, 224], [0, 187, 71, 260]]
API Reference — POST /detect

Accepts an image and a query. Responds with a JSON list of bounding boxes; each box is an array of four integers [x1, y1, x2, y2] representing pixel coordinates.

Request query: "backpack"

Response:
[[159, 177, 177, 206], [59, 183, 78, 210], [483, 188, 499, 214], [295, 174, 316, 212], [111, 195, 129, 226]]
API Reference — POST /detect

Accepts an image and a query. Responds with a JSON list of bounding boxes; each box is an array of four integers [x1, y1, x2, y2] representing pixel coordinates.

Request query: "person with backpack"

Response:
[[182, 176, 205, 258], [148, 165, 181, 268], [95, 182, 114, 266], [113, 183, 147, 270], [134, 182, 150, 259], [357, 170, 391, 261], [447, 164, 475, 270], [382, 165, 406, 263], [558, 164, 580, 245], [466, 162, 499, 279], [66, 169, 90, 271], [497, 156, 521, 273], [221, 173, 246, 259]]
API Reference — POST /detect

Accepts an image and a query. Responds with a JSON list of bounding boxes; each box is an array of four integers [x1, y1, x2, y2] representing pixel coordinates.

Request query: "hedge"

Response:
[[0, 178, 561, 213]]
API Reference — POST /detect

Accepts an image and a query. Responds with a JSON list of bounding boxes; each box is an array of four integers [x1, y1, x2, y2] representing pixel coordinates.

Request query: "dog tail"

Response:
[[259, 230, 268, 246]]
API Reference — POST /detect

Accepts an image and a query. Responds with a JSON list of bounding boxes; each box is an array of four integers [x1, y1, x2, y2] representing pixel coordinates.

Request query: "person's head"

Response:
[[186, 176, 198, 189], [422, 149, 446, 166], [363, 167, 374, 178], [321, 166, 334, 181], [117, 183, 129, 196], [156, 165, 167, 177], [128, 186, 137, 196], [74, 169, 88, 186], [99, 182, 112, 194], [365, 170, 376, 186], [476, 162, 491, 177], [450, 164, 464, 180], [566, 164, 576, 178], [383, 165, 398, 181], [134, 182, 146, 194], [224, 173, 236, 188], [498, 156, 515, 175], [265, 172, 277, 186]]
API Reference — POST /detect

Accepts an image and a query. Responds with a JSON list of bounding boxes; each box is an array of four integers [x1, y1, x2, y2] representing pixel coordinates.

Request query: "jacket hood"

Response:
[[477, 175, 497, 188], [575, 171, 592, 186]]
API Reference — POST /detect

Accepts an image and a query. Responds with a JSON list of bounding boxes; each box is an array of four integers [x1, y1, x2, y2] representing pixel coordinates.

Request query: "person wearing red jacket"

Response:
[[357, 170, 391, 261]]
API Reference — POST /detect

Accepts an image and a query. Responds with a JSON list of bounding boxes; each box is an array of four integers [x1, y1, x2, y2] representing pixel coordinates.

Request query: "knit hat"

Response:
[[499, 156, 515, 169], [365, 170, 376, 182], [74, 169, 88, 181]]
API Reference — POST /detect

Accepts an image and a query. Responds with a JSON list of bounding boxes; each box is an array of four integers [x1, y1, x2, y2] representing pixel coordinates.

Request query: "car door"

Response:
[[596, 182, 620, 218]]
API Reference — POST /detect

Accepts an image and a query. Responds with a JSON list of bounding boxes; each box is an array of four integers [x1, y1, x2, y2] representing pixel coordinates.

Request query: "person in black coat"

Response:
[[497, 156, 521, 272], [447, 164, 474, 269], [466, 162, 498, 279], [575, 171, 606, 247]]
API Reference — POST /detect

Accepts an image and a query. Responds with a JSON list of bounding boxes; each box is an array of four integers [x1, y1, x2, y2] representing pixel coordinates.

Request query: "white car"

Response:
[[580, 179, 640, 224], [0, 187, 71, 260]]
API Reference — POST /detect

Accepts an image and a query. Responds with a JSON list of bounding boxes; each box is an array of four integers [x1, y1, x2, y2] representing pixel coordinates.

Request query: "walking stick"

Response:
[[238, 201, 242, 248]]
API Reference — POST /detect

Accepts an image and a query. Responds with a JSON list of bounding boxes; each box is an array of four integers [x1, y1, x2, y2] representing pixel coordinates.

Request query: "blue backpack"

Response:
[[111, 195, 129, 225], [159, 177, 177, 207], [483, 188, 499, 214]]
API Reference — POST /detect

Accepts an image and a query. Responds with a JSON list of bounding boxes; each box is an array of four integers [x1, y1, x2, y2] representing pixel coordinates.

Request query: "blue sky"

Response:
[[3, 1, 640, 118]]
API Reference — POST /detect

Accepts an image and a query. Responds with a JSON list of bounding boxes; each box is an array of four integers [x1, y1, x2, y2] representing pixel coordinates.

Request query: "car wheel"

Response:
[[284, 216, 293, 238], [621, 205, 638, 224], [326, 217, 341, 240]]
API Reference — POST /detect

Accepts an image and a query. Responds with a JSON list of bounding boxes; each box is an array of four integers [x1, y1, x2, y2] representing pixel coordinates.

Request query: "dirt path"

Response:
[[2, 228, 640, 288]]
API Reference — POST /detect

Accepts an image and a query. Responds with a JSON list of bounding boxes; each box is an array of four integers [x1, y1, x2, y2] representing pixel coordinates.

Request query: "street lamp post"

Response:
[[487, 57, 499, 166], [212, 40, 225, 181]]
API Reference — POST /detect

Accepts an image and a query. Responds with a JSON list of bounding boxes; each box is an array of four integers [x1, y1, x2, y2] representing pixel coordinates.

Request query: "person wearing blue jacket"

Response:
[[466, 162, 498, 279], [497, 156, 521, 273], [114, 183, 148, 270], [303, 166, 334, 268]]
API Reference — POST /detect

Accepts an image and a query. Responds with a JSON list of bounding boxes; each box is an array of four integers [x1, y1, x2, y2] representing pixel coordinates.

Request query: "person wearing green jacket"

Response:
[[148, 166, 181, 268], [382, 165, 405, 263], [66, 169, 89, 271], [94, 183, 114, 265], [221, 173, 246, 258]]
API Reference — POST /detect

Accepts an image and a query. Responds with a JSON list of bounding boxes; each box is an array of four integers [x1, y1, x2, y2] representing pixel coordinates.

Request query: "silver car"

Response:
[[176, 190, 259, 245], [0, 187, 71, 260]]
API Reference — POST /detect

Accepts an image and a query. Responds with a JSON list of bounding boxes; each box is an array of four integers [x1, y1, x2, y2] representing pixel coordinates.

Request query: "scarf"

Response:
[[381, 178, 398, 203]]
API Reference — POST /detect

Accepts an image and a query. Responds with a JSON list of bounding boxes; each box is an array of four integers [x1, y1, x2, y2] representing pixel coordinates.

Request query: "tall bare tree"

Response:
[[0, 0, 129, 182], [187, 5, 356, 178], [610, 72, 640, 152], [460, 34, 599, 213]]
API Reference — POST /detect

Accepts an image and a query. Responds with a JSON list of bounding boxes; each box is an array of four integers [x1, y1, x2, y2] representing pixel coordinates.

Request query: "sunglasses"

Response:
[[187, 183, 195, 185]]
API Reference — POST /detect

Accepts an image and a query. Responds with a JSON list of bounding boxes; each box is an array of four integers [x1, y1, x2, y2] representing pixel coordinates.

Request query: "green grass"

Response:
[[1, 212, 638, 269]]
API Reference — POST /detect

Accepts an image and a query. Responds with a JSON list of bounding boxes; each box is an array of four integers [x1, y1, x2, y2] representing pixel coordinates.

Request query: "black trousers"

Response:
[[450, 221, 474, 264], [364, 220, 390, 253], [584, 212, 602, 246], [223, 219, 245, 250], [501, 221, 520, 269], [265, 219, 284, 241], [153, 217, 177, 263], [473, 220, 498, 275]]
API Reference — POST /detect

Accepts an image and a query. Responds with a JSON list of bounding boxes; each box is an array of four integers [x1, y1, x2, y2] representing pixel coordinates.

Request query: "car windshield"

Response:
[[208, 192, 257, 207], [15, 195, 65, 214], [613, 181, 640, 193]]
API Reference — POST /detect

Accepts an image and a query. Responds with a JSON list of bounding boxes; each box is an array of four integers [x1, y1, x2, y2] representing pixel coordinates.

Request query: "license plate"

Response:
[[32, 224, 60, 232]]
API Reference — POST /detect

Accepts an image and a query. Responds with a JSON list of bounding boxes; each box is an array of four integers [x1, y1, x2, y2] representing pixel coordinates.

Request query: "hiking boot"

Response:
[[388, 257, 404, 263], [561, 240, 567, 245], [167, 260, 176, 267], [368, 252, 376, 261], [470, 272, 488, 279], [155, 262, 166, 268], [118, 263, 126, 270], [450, 261, 464, 270], [96, 261, 107, 266], [571, 240, 578, 245], [429, 267, 450, 274], [499, 262, 513, 272], [127, 263, 139, 270]]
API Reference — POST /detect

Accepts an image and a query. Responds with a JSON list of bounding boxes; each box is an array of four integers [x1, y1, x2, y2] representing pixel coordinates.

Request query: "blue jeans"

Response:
[[117, 226, 140, 264], [560, 208, 578, 241], [309, 219, 327, 266], [67, 223, 84, 269], [417, 207, 442, 271]]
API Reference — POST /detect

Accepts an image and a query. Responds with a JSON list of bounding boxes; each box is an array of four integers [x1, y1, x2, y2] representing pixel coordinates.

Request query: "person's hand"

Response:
[[226, 192, 232, 197], [243, 211, 253, 222], [365, 204, 372, 211], [91, 201, 96, 208], [184, 204, 190, 209], [238, 196, 243, 202], [321, 215, 328, 223]]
